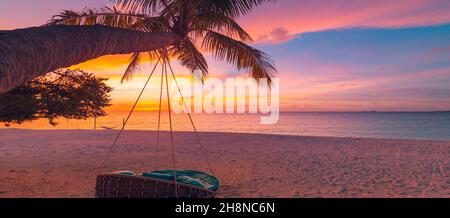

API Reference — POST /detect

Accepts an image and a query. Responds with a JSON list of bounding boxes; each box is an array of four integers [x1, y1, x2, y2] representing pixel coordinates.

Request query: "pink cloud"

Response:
[[240, 0, 450, 43], [432, 46, 450, 53], [256, 27, 296, 44]]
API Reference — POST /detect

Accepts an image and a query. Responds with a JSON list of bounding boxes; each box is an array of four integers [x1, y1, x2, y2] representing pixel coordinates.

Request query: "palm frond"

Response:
[[196, 0, 275, 19], [45, 0, 277, 86], [46, 7, 168, 32], [113, 0, 167, 16], [202, 31, 276, 84], [121, 52, 142, 83], [173, 38, 208, 80], [191, 12, 253, 42], [148, 50, 162, 60]]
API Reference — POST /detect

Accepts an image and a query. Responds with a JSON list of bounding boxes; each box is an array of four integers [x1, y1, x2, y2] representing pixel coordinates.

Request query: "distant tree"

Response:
[[0, 69, 112, 126]]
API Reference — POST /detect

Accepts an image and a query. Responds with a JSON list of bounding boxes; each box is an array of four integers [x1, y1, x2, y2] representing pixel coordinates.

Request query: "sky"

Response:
[[1, 0, 450, 111]]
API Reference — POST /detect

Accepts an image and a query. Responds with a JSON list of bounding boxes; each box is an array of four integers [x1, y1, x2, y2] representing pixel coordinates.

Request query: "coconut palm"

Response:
[[0, 0, 276, 93]]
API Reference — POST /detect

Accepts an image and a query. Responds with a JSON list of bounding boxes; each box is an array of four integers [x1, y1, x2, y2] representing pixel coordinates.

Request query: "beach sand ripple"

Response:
[[0, 129, 448, 198]]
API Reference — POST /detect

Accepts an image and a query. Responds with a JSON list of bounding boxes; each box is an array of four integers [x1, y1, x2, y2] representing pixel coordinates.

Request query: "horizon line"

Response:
[[105, 109, 450, 113]]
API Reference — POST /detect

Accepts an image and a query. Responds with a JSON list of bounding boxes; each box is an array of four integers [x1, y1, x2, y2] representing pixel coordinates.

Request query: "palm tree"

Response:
[[0, 0, 276, 93]]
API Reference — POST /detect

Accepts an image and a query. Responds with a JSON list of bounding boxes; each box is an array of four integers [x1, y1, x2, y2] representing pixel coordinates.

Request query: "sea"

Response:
[[3, 111, 450, 141]]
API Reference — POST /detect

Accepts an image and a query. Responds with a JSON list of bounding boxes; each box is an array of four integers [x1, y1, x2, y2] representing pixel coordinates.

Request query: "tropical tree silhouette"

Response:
[[0, 0, 276, 93]]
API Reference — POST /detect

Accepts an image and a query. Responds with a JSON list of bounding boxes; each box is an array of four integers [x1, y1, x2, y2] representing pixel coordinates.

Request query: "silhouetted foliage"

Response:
[[48, 0, 277, 84], [0, 69, 112, 126]]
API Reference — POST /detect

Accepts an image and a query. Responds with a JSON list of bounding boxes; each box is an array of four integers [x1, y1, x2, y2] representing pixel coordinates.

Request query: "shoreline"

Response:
[[3, 128, 450, 142], [0, 129, 449, 198]]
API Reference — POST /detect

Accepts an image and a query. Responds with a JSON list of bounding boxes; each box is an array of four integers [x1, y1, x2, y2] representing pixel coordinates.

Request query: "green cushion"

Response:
[[142, 170, 219, 191]]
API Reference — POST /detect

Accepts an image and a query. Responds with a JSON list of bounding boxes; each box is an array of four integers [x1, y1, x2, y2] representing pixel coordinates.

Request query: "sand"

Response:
[[0, 129, 448, 198]]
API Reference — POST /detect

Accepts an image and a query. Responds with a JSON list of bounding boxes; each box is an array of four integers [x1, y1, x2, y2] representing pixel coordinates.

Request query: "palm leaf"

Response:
[[191, 12, 253, 42], [113, 0, 167, 16], [173, 38, 208, 80], [202, 30, 276, 84], [46, 0, 277, 85], [195, 0, 275, 19], [121, 52, 142, 83], [47, 7, 168, 32]]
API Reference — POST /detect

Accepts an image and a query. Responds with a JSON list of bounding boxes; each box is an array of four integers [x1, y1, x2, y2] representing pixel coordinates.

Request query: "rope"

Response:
[[97, 55, 213, 198], [167, 61, 215, 176], [164, 60, 178, 198], [99, 58, 161, 169], [154, 63, 165, 171]]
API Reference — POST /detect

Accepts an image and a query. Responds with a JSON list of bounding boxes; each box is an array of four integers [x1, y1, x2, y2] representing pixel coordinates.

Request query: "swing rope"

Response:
[[167, 61, 215, 176], [98, 53, 214, 198], [154, 63, 165, 171], [99, 58, 161, 169], [163, 59, 178, 198]]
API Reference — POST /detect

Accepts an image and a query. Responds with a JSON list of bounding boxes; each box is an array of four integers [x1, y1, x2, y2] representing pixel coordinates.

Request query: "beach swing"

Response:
[[95, 56, 218, 198]]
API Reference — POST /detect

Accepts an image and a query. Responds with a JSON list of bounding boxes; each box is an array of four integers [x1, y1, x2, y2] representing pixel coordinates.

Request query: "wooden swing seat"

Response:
[[95, 173, 216, 198]]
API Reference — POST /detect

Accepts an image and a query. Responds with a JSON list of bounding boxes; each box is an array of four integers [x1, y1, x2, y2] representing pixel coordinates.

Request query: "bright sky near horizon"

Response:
[[1, 0, 450, 111]]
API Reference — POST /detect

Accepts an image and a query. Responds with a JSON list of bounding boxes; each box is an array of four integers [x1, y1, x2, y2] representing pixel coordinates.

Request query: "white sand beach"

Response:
[[0, 129, 449, 198]]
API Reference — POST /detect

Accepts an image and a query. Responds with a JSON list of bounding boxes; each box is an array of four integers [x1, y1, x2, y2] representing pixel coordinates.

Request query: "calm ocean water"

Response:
[[3, 112, 450, 140]]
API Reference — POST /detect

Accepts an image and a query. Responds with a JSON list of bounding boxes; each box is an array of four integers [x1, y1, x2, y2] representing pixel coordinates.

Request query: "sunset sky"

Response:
[[1, 0, 450, 111]]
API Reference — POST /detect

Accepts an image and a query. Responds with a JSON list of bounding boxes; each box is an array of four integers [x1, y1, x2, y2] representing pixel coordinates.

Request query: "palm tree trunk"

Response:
[[0, 25, 181, 93]]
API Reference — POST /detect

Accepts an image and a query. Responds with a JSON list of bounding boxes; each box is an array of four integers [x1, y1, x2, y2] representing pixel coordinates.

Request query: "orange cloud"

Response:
[[278, 66, 450, 111], [69, 53, 162, 74]]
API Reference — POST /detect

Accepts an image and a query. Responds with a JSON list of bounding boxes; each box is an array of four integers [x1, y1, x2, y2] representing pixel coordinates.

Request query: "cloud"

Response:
[[256, 27, 296, 44], [240, 0, 450, 44], [338, 83, 357, 88], [432, 46, 450, 53], [3, 0, 450, 111]]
